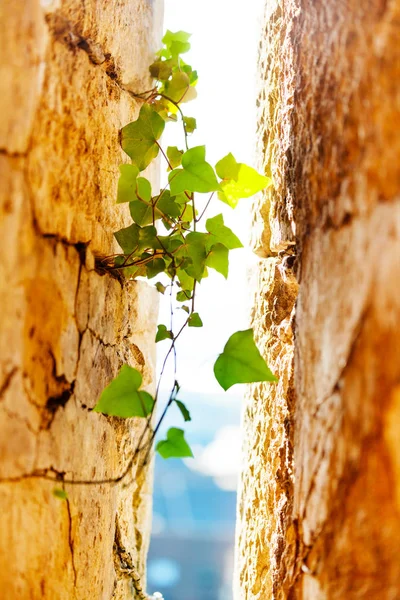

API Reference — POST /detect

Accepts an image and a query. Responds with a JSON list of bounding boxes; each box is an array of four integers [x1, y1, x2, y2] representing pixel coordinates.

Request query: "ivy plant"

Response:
[[95, 30, 276, 464]]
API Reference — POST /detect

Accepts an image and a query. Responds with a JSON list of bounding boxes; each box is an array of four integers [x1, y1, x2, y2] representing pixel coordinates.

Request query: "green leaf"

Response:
[[146, 258, 166, 279], [156, 48, 171, 60], [169, 146, 221, 195], [114, 255, 146, 278], [176, 290, 192, 302], [156, 190, 181, 219], [188, 312, 203, 327], [136, 177, 152, 202], [179, 203, 194, 223], [176, 268, 195, 291], [175, 400, 191, 422], [153, 97, 177, 120], [215, 153, 271, 208], [117, 168, 151, 206], [184, 232, 208, 281], [173, 192, 191, 204], [158, 233, 182, 254], [129, 200, 153, 227], [215, 153, 240, 180], [156, 324, 173, 343], [114, 223, 139, 254], [183, 116, 197, 134], [137, 225, 160, 251], [162, 30, 191, 57], [93, 364, 154, 417], [149, 59, 174, 81], [155, 282, 166, 294], [206, 213, 243, 249], [117, 164, 140, 203], [53, 488, 68, 500], [184, 67, 198, 86], [214, 329, 277, 391], [121, 104, 165, 171], [156, 427, 193, 459], [181, 63, 198, 86], [206, 243, 229, 278], [167, 146, 184, 169], [164, 72, 197, 104]]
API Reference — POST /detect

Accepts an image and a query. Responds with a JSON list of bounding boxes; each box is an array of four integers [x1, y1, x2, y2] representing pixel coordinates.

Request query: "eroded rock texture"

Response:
[[236, 1, 400, 599], [0, 1, 162, 598]]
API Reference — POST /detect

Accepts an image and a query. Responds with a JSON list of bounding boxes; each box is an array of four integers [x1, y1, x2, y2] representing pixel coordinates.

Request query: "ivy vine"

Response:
[[93, 30, 277, 464], [36, 29, 278, 501]]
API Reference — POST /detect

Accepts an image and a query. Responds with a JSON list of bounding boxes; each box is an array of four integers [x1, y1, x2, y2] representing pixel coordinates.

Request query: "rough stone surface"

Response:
[[236, 1, 400, 599], [0, 1, 162, 598]]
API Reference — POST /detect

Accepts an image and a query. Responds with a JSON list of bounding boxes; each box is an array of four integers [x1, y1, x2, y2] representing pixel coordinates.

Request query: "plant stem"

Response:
[[196, 192, 214, 223]]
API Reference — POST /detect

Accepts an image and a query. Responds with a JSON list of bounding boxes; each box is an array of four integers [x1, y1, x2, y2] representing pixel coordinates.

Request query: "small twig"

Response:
[[157, 93, 190, 151], [196, 192, 214, 223], [156, 141, 173, 171]]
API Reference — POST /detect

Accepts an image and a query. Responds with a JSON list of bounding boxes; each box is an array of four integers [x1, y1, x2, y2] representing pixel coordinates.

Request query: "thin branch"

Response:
[[196, 192, 215, 223], [157, 93, 189, 151], [156, 141, 173, 171]]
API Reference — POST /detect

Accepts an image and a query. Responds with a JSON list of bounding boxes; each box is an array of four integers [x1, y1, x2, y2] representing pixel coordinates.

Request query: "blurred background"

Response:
[[147, 393, 241, 600], [147, 1, 265, 598]]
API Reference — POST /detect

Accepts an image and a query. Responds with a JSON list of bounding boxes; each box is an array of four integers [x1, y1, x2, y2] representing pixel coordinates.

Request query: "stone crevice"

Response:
[[311, 304, 370, 418], [113, 516, 148, 600], [0, 367, 18, 402], [65, 494, 78, 592], [43, 10, 144, 95], [45, 11, 107, 67]]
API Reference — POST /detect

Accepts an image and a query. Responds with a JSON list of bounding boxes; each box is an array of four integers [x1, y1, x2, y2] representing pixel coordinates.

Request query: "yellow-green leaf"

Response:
[[53, 488, 68, 500], [117, 164, 140, 203], [216, 153, 271, 207], [121, 104, 165, 171]]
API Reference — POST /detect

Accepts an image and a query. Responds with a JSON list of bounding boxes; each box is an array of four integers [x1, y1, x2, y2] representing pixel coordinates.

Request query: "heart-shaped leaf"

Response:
[[156, 427, 193, 459], [206, 213, 243, 249], [93, 364, 154, 418], [188, 312, 203, 327], [214, 329, 277, 390], [121, 104, 165, 171], [169, 146, 221, 195]]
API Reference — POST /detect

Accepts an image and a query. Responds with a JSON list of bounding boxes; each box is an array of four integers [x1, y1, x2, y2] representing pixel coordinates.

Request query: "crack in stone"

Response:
[[45, 382, 75, 424], [113, 517, 149, 600], [0, 404, 39, 436], [45, 12, 107, 66], [312, 304, 370, 418], [65, 495, 77, 590], [45, 11, 121, 83], [43, 10, 155, 109], [0, 148, 28, 158], [0, 367, 18, 402]]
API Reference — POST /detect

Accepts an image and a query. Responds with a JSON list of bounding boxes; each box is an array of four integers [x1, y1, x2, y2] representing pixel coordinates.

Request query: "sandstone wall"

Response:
[[0, 1, 162, 598], [236, 1, 400, 598]]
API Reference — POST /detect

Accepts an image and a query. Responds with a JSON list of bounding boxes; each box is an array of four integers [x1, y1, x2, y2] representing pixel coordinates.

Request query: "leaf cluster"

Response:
[[94, 31, 275, 462]]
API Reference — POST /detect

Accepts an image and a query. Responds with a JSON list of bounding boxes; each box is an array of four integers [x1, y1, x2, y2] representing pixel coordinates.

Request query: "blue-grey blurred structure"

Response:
[[147, 392, 241, 600]]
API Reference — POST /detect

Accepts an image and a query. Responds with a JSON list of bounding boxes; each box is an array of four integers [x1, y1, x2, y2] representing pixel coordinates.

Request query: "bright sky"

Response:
[[157, 0, 266, 397]]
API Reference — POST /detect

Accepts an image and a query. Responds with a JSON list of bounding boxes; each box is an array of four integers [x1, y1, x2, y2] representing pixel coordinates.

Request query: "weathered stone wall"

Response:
[[236, 1, 400, 598], [0, 1, 162, 598]]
